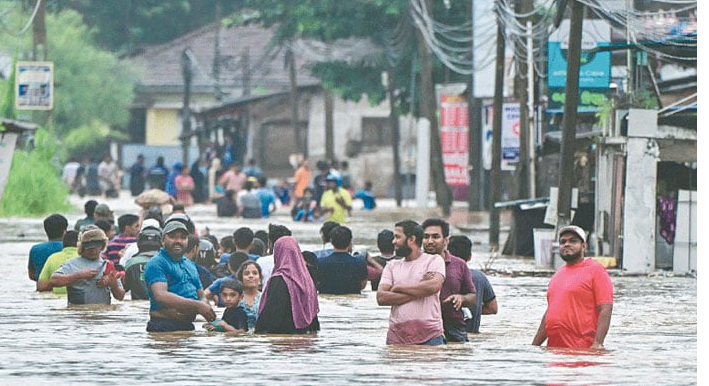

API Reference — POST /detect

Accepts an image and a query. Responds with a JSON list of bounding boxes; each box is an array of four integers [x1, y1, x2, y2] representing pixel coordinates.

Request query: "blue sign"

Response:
[[547, 41, 611, 88]]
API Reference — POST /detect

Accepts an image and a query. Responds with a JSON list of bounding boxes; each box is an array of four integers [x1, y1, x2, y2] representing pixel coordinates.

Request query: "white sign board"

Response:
[[16, 61, 53, 110], [482, 102, 520, 171]]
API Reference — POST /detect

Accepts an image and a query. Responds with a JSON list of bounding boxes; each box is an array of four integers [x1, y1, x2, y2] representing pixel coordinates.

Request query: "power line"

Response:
[[0, 0, 42, 37]]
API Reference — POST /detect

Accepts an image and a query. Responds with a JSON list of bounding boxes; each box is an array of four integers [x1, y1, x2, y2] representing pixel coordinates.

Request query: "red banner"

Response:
[[439, 95, 469, 186]]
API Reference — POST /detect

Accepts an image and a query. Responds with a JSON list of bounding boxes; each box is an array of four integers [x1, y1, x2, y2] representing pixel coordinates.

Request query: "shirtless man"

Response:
[[144, 220, 216, 332]]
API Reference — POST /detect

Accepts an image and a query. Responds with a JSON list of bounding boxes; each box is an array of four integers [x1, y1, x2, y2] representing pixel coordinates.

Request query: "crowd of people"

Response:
[[26, 197, 614, 348], [64, 153, 377, 226]]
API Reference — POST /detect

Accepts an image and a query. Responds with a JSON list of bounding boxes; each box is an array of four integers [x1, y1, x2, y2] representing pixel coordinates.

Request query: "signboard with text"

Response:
[[15, 61, 53, 110], [501, 103, 520, 166], [482, 102, 520, 171], [439, 94, 469, 186], [547, 20, 611, 112]]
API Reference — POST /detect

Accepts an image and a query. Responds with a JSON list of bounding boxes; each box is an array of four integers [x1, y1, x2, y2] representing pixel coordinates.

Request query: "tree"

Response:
[[49, 0, 245, 55], [230, 0, 470, 212], [0, 7, 134, 141]]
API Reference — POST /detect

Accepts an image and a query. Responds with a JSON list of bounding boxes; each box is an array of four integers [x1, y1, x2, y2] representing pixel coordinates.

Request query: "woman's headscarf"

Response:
[[259, 236, 319, 329]]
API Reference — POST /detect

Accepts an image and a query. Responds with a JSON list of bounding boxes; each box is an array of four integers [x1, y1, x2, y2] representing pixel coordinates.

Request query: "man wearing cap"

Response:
[[123, 224, 163, 300], [119, 218, 162, 267], [319, 174, 352, 224], [50, 226, 125, 305], [93, 203, 114, 225], [143, 219, 216, 332], [532, 225, 614, 349]]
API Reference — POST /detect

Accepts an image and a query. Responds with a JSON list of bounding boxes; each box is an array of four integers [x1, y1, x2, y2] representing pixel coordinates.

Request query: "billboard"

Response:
[[547, 19, 611, 111], [439, 94, 469, 186], [483, 102, 520, 171], [15, 61, 53, 110]]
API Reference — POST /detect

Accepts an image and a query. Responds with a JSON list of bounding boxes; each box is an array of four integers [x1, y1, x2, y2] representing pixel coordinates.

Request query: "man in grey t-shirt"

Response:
[[51, 226, 125, 305], [447, 235, 498, 333]]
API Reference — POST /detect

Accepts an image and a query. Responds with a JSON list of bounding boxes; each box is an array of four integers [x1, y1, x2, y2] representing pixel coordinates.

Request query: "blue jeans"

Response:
[[444, 325, 469, 342], [420, 335, 446, 346]]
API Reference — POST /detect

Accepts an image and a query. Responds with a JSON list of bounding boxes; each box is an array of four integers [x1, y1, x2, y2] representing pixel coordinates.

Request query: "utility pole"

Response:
[[557, 0, 585, 229], [490, 0, 506, 248], [31, 0, 48, 129], [526, 19, 536, 198], [213, 1, 222, 101], [626, 0, 634, 93], [515, 0, 531, 200], [324, 90, 334, 161], [32, 0, 47, 61], [241, 49, 251, 163], [468, 0, 482, 211], [416, 0, 452, 216], [181, 49, 193, 167], [287, 46, 301, 155], [386, 69, 403, 207]]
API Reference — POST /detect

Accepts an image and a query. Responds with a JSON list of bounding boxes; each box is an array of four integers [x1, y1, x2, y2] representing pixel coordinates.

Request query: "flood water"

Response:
[[0, 193, 698, 385]]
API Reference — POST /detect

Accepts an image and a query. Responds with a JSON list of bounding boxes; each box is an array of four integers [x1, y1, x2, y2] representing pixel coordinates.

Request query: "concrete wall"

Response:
[[145, 108, 180, 145], [620, 109, 697, 274], [307, 94, 416, 197], [621, 136, 659, 273]]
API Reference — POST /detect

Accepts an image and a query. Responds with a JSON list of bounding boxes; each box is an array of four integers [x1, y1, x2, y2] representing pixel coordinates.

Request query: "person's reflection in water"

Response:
[[267, 336, 318, 354]]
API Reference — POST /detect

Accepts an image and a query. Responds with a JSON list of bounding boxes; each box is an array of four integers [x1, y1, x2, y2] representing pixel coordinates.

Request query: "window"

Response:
[[361, 117, 392, 147]]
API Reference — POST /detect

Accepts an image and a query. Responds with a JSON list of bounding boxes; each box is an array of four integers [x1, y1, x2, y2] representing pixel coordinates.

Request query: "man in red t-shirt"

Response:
[[532, 225, 614, 349]]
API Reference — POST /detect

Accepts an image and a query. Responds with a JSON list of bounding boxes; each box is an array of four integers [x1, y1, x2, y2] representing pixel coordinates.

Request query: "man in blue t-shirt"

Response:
[[255, 176, 277, 218], [354, 181, 377, 210], [317, 225, 367, 295], [143, 220, 216, 332], [28, 214, 68, 290]]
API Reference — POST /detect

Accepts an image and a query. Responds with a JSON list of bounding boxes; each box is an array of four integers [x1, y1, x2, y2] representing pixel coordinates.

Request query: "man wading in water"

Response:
[[144, 218, 216, 332]]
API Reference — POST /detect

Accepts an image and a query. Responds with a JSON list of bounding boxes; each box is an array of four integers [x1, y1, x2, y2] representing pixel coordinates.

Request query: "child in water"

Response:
[[203, 278, 248, 333]]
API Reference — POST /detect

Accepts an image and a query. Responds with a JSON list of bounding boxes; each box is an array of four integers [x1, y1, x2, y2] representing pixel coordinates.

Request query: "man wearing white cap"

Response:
[[532, 225, 614, 349], [143, 219, 216, 332]]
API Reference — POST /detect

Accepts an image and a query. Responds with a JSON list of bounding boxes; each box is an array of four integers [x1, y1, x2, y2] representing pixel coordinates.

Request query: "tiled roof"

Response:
[[129, 21, 320, 98]]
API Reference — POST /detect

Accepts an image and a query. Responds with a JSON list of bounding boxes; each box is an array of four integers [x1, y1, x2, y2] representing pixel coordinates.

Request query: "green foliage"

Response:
[[0, 55, 17, 120], [0, 129, 72, 217], [59, 120, 129, 163], [45, 11, 135, 137], [231, 0, 413, 108], [311, 62, 386, 104], [236, 0, 408, 43], [595, 89, 659, 127], [0, 6, 135, 140], [49, 0, 245, 54]]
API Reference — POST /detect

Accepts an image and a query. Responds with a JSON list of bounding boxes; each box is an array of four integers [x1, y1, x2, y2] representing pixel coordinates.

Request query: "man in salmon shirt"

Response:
[[376, 220, 446, 345], [532, 225, 614, 349]]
